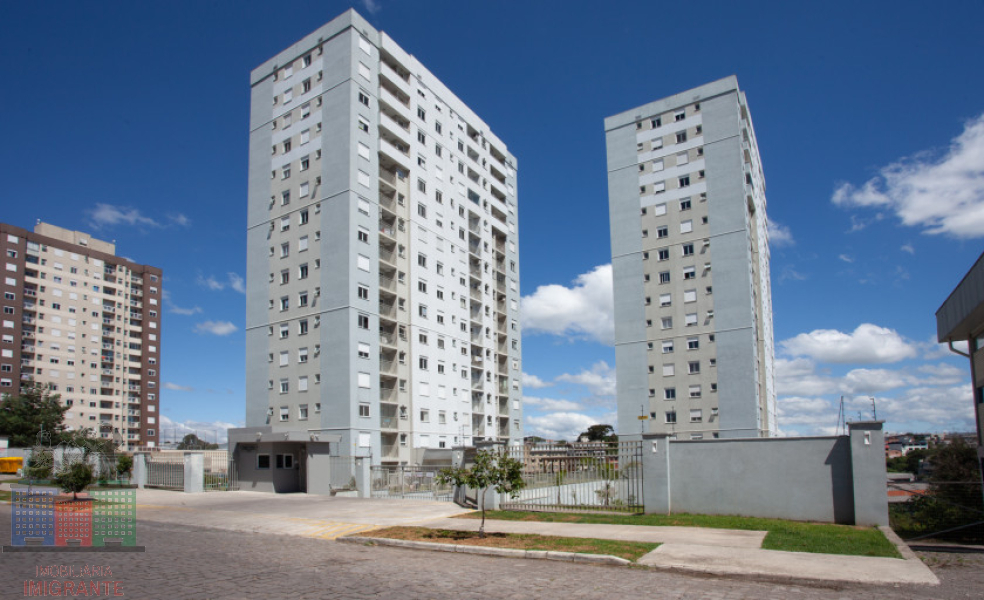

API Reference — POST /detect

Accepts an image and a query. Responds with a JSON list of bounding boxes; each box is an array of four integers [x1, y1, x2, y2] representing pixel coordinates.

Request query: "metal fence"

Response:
[[145, 455, 185, 490], [370, 465, 454, 501], [204, 455, 238, 491], [502, 440, 644, 513]]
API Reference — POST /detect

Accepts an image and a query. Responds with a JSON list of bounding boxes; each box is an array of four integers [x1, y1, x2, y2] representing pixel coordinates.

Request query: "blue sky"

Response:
[[2, 1, 982, 443]]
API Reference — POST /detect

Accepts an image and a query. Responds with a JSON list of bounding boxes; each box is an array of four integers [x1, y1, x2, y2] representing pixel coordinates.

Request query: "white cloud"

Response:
[[838, 254, 854, 263], [163, 382, 195, 392], [228, 273, 246, 294], [169, 305, 202, 316], [194, 320, 238, 336], [361, 0, 381, 14], [768, 220, 794, 247], [524, 412, 597, 441], [780, 323, 917, 364], [88, 204, 160, 229], [840, 368, 910, 394], [521, 264, 614, 345], [556, 361, 616, 399], [522, 372, 552, 389], [832, 113, 984, 239], [158, 415, 241, 445], [523, 396, 582, 412], [197, 272, 245, 293], [900, 243, 915, 255], [86, 203, 189, 230], [779, 266, 807, 282], [775, 358, 839, 397]]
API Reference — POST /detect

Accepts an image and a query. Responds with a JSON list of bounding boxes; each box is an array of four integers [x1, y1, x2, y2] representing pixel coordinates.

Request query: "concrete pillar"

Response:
[[354, 456, 371, 498], [641, 433, 672, 514], [133, 453, 147, 489], [848, 421, 888, 526], [183, 452, 204, 494]]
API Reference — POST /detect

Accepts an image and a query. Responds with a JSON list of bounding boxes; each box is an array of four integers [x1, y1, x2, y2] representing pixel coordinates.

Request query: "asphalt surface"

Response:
[[0, 503, 981, 599]]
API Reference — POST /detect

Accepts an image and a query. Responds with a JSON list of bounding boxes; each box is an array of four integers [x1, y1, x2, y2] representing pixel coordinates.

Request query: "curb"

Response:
[[878, 526, 920, 561], [337, 535, 631, 566]]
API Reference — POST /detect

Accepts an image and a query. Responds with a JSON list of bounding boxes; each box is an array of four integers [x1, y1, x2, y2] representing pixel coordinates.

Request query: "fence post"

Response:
[[354, 457, 371, 498], [641, 434, 672, 514], [848, 421, 888, 526], [133, 453, 147, 489], [183, 452, 204, 494]]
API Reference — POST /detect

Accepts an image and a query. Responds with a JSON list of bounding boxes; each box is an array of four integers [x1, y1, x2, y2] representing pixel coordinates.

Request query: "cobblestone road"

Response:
[[0, 507, 980, 599]]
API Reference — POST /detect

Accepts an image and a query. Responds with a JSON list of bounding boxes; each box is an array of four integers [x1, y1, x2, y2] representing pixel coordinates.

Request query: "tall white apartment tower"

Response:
[[605, 76, 776, 440], [245, 10, 523, 465]]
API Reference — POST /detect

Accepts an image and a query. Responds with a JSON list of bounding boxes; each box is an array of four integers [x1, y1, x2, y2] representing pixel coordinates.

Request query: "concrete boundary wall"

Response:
[[642, 421, 887, 525]]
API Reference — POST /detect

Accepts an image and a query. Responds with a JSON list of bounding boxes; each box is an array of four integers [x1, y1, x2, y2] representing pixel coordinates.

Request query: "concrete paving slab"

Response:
[[638, 543, 939, 586], [418, 517, 767, 548]]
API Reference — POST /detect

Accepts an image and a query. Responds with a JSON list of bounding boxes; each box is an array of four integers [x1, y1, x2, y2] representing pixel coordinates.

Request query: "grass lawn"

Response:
[[457, 511, 900, 559], [0, 490, 10, 502], [358, 526, 659, 561]]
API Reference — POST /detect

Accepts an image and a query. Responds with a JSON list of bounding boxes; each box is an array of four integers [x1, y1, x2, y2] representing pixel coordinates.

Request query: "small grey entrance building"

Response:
[[228, 427, 342, 494]]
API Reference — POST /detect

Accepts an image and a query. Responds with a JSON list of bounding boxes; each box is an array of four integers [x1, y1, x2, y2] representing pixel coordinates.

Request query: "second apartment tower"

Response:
[[246, 10, 523, 464], [605, 77, 777, 440]]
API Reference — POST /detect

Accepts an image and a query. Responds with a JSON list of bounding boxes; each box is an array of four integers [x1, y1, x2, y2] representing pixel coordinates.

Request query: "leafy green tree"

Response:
[[115, 455, 133, 484], [437, 449, 526, 537], [62, 428, 118, 456], [579, 424, 617, 442], [0, 381, 67, 447], [177, 433, 219, 450], [53, 461, 95, 500], [25, 447, 53, 481]]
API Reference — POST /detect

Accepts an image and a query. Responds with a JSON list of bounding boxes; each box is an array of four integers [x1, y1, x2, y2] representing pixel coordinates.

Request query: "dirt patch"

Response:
[[356, 526, 658, 561]]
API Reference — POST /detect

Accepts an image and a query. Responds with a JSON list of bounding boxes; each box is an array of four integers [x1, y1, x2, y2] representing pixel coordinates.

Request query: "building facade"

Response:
[[244, 10, 523, 467], [936, 250, 984, 459], [1, 222, 162, 449], [605, 76, 776, 440]]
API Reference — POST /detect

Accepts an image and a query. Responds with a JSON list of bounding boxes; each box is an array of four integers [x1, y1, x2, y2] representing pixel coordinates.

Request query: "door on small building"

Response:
[[298, 447, 307, 493]]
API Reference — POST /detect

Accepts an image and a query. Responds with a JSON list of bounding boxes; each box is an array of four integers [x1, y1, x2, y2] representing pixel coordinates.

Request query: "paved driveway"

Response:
[[135, 489, 471, 539]]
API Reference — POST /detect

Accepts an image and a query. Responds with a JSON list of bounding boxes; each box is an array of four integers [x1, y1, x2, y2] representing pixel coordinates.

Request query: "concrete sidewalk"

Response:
[[413, 517, 938, 586]]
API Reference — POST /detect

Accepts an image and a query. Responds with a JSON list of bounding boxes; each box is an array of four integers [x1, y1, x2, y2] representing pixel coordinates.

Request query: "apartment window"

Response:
[[689, 385, 702, 398], [358, 119, 369, 133], [358, 228, 369, 244], [280, 270, 289, 284], [418, 305, 427, 318], [358, 372, 371, 388], [358, 342, 370, 359], [652, 117, 662, 128], [279, 323, 289, 338], [257, 455, 271, 469], [664, 388, 676, 400], [656, 226, 668, 239], [659, 293, 672, 307], [688, 361, 700, 374], [280, 217, 290, 232], [690, 409, 702, 423], [358, 314, 369, 329], [678, 176, 690, 189], [417, 253, 427, 268], [298, 319, 309, 335], [710, 358, 717, 367], [660, 317, 672, 330], [665, 411, 677, 424], [299, 404, 308, 420], [659, 271, 670, 284], [683, 266, 696, 280], [420, 409, 429, 422], [298, 347, 308, 363], [357, 285, 369, 300], [298, 264, 309, 280], [279, 379, 289, 395], [682, 243, 694, 256], [300, 156, 310, 171], [358, 91, 369, 106], [662, 363, 674, 376], [685, 313, 698, 327], [687, 337, 699, 350], [680, 199, 692, 211], [279, 297, 289, 311], [676, 131, 687, 143], [419, 356, 428, 370], [359, 403, 370, 418], [661, 340, 674, 354], [657, 249, 669, 261], [417, 204, 427, 218], [680, 220, 693, 234], [684, 289, 697, 303], [299, 236, 309, 251]]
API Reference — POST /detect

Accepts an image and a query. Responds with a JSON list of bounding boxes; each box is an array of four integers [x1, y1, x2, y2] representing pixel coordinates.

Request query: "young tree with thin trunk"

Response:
[[437, 448, 525, 537]]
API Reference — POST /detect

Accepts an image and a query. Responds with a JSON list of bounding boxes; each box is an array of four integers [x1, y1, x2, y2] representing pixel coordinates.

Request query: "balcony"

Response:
[[380, 415, 398, 430], [379, 111, 410, 145], [380, 331, 397, 347], [21, 316, 35, 325], [379, 220, 397, 240], [380, 386, 398, 402], [379, 275, 396, 292]]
